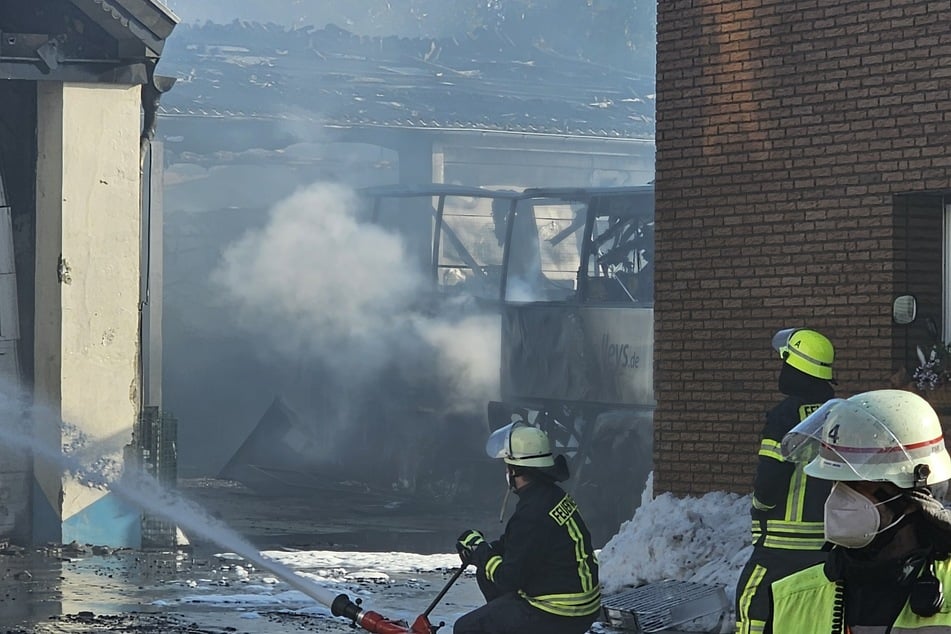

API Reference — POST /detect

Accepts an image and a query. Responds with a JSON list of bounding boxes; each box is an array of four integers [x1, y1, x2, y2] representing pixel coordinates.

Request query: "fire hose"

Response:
[[331, 564, 468, 634]]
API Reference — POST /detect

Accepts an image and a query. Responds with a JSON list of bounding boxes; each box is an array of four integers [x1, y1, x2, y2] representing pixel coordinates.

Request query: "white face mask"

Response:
[[824, 481, 905, 549]]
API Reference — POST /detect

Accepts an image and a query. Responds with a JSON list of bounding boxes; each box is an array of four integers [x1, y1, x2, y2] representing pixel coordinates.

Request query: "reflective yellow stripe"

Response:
[[780, 406, 821, 524], [758, 438, 783, 461], [737, 617, 767, 634], [757, 519, 824, 533], [737, 564, 766, 634], [786, 465, 807, 521], [746, 621, 765, 634], [751, 519, 825, 550], [566, 517, 596, 592], [751, 531, 826, 549], [485, 555, 502, 582], [760, 535, 826, 550], [519, 586, 602, 617]]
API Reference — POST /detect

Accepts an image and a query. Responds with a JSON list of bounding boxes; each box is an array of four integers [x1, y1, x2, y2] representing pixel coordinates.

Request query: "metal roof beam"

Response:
[[0, 60, 148, 83]]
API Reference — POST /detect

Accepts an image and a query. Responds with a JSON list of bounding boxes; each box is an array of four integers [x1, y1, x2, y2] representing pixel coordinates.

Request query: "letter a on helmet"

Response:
[[772, 327, 835, 380], [781, 389, 951, 489], [485, 422, 555, 468]]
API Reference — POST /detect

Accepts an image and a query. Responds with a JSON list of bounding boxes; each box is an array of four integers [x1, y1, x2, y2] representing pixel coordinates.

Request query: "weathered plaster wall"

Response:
[[33, 82, 142, 545]]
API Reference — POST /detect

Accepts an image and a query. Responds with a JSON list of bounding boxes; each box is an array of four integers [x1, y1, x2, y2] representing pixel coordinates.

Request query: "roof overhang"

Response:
[[68, 0, 179, 57], [0, 0, 178, 83]]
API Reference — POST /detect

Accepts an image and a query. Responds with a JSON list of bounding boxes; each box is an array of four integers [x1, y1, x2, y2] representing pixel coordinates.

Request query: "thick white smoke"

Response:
[[211, 182, 500, 491], [412, 312, 501, 413], [213, 182, 423, 366]]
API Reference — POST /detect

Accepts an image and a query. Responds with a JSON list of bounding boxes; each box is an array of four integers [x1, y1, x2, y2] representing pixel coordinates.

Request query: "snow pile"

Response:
[[598, 474, 752, 603]]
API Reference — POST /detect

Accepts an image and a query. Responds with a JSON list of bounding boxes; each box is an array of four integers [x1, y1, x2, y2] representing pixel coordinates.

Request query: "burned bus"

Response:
[[362, 184, 654, 544]]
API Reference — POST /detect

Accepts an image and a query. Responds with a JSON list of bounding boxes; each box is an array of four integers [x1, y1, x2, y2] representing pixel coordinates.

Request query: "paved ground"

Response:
[[0, 478, 505, 634], [0, 479, 710, 634], [0, 544, 483, 633]]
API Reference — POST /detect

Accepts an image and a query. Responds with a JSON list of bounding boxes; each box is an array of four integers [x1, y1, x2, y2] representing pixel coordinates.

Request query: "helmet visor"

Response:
[[771, 328, 797, 358], [486, 422, 518, 459], [781, 398, 932, 483]]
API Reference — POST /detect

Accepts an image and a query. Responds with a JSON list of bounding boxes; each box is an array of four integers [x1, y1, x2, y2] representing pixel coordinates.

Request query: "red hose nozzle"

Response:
[[331, 593, 436, 634]]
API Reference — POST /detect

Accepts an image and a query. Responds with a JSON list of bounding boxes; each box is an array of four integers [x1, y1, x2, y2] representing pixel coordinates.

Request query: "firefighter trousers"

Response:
[[453, 591, 597, 634]]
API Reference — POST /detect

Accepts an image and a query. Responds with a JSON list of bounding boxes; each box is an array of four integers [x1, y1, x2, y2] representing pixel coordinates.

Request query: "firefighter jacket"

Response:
[[770, 557, 951, 633], [469, 479, 601, 618], [751, 395, 830, 551]]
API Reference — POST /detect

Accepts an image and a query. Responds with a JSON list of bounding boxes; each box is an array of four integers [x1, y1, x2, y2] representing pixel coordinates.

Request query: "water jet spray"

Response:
[[0, 397, 464, 632]]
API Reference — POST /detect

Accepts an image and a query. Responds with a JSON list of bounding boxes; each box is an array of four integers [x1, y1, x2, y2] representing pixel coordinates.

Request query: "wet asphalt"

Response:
[[0, 479, 694, 633], [0, 477, 493, 633], [0, 545, 482, 633]]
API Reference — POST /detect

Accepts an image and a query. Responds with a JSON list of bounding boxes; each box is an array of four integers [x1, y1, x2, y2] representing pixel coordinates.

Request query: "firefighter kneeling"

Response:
[[453, 422, 601, 634], [771, 389, 951, 633]]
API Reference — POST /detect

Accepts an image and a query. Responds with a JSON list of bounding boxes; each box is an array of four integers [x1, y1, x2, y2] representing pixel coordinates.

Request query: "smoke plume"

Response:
[[211, 182, 500, 492]]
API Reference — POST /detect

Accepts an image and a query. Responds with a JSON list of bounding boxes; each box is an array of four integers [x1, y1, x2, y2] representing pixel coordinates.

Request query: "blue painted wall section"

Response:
[[62, 492, 141, 548]]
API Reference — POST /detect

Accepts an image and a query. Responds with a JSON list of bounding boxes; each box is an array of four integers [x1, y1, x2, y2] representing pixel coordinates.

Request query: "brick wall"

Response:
[[654, 0, 951, 495]]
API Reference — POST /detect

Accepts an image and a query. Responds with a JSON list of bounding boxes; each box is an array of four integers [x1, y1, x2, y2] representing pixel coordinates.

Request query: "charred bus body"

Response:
[[363, 184, 654, 545]]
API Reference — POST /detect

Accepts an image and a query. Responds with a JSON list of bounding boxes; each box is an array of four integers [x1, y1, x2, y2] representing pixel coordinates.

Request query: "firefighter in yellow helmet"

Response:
[[735, 328, 837, 634], [769, 389, 951, 633], [453, 422, 601, 634]]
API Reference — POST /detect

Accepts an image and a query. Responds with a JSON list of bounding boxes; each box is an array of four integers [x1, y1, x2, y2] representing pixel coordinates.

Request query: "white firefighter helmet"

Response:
[[485, 422, 555, 468], [781, 389, 951, 489]]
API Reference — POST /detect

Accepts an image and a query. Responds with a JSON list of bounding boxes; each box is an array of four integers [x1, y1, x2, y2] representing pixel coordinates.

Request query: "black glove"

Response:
[[906, 489, 951, 534], [455, 529, 485, 565]]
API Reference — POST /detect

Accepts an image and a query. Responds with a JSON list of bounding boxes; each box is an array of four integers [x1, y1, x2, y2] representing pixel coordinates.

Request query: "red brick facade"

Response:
[[654, 1, 951, 495]]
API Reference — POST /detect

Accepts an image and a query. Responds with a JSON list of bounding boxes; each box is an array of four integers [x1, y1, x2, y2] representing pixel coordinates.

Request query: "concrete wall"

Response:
[[0, 81, 36, 543], [33, 82, 143, 546], [654, 0, 951, 495]]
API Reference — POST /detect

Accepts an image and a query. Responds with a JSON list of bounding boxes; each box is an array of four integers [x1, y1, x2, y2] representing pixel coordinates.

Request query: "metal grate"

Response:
[[601, 580, 729, 633], [136, 406, 178, 548]]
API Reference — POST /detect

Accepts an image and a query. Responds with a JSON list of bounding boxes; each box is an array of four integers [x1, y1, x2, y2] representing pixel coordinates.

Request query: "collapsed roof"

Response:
[[157, 22, 655, 141]]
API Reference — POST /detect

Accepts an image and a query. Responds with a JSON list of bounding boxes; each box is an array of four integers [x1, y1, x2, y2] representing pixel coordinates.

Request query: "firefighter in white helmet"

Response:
[[736, 328, 837, 634], [767, 389, 951, 633], [453, 421, 601, 634]]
